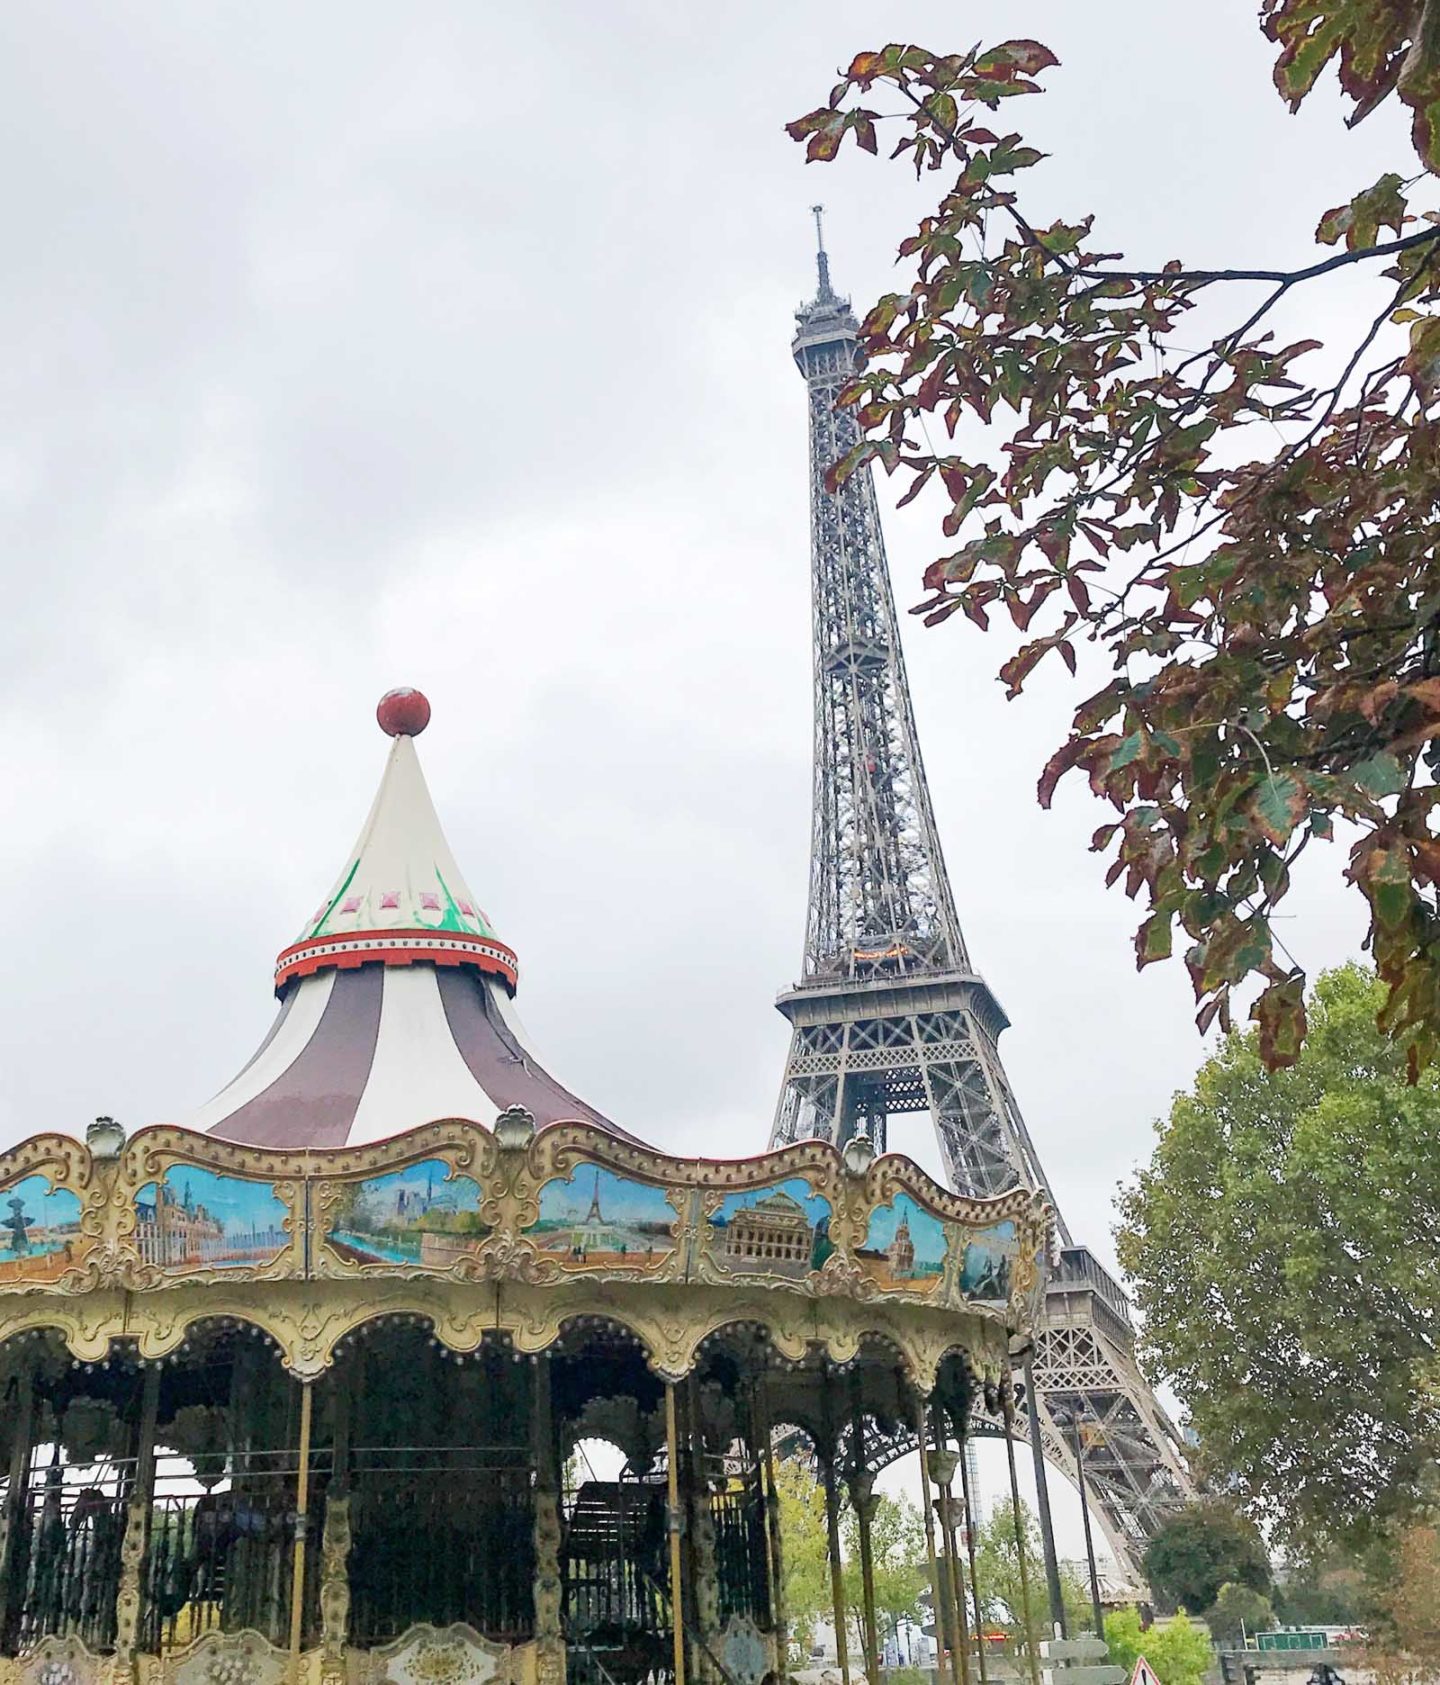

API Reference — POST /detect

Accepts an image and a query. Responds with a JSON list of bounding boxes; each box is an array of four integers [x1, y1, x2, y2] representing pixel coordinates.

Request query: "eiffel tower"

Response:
[[770, 209, 1194, 1579]]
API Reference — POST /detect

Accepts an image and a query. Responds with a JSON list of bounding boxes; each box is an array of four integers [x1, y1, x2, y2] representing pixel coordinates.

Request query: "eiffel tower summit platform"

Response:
[[771, 211, 1195, 1578]]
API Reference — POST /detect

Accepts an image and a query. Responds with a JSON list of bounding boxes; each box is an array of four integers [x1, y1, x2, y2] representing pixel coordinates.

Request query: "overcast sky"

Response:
[[0, 3, 1409, 1295]]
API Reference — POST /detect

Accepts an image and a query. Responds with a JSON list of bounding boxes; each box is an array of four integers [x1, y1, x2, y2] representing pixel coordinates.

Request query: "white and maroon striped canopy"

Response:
[[182, 690, 620, 1150]]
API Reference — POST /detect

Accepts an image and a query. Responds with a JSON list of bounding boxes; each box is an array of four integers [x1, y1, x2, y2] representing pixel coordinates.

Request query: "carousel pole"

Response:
[[289, 1378, 315, 1675], [687, 1374, 720, 1681], [319, 1370, 354, 1685], [820, 1385, 852, 1685], [0, 1367, 36, 1651], [928, 1407, 971, 1685], [532, 1351, 564, 1685], [114, 1363, 161, 1670], [1001, 1382, 1043, 1685], [1021, 1353, 1066, 1640], [956, 1426, 988, 1685], [911, 1392, 952, 1685], [754, 1372, 788, 1676], [665, 1381, 689, 1685], [848, 1374, 880, 1685]]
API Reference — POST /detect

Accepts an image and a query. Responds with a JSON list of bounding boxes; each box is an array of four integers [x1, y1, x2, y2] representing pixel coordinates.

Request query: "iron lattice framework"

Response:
[[772, 213, 1194, 1578]]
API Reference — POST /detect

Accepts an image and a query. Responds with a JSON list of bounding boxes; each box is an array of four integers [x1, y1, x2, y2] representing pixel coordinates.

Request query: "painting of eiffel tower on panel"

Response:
[[770, 211, 1195, 1579]]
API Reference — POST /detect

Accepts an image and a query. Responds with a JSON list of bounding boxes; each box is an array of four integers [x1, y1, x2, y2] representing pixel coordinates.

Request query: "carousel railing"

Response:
[[345, 1447, 535, 1647], [140, 1449, 324, 1655], [709, 1470, 770, 1627], [3, 1454, 134, 1656]]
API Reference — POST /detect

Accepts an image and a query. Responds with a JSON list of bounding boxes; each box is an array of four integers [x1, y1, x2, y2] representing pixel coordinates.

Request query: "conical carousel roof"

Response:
[[186, 687, 621, 1149]]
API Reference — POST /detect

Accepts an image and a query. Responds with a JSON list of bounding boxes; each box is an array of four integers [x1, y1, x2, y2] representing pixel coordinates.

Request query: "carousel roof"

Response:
[[185, 687, 621, 1150]]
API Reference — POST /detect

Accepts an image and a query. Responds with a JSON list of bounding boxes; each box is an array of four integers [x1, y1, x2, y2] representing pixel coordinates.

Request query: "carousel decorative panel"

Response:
[[325, 1158, 490, 1268]]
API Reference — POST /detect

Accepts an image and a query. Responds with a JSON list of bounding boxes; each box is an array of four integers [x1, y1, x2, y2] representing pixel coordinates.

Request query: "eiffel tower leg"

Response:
[[1033, 1317, 1192, 1575]]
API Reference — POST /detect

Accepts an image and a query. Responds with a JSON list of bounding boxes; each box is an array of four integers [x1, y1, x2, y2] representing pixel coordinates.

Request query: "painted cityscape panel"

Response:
[[530, 1165, 675, 1270], [707, 1179, 833, 1279], [0, 1175, 88, 1283], [959, 1219, 1018, 1303], [327, 1159, 489, 1267], [135, 1167, 290, 1272], [856, 1192, 949, 1293]]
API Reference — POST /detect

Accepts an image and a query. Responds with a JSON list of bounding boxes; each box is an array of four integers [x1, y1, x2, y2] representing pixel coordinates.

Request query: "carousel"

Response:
[[0, 690, 1050, 1685]]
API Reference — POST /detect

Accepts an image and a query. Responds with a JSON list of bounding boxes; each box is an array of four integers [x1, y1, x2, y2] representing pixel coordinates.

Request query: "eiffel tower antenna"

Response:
[[773, 217, 1194, 1577], [811, 203, 835, 302]]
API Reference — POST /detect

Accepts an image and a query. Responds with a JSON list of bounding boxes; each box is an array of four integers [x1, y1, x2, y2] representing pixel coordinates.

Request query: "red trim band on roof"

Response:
[[274, 929, 519, 997]]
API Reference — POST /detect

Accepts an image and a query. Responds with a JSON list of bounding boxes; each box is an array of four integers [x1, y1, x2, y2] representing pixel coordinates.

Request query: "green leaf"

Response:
[[1367, 845, 1413, 932], [1109, 731, 1143, 770], [1135, 912, 1173, 969], [1251, 771, 1307, 846], [1350, 752, 1405, 798]]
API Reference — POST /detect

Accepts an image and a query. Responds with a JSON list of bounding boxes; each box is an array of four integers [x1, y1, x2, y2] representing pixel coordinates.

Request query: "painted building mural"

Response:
[[707, 1179, 832, 1279], [959, 1219, 1018, 1303], [327, 1159, 489, 1266], [135, 1167, 289, 1271], [530, 1165, 675, 1269], [0, 1174, 87, 1283], [856, 1193, 949, 1292]]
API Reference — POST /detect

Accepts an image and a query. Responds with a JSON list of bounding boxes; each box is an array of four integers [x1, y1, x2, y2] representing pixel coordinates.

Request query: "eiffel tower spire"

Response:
[[772, 224, 1194, 1577], [774, 231, 1053, 1210]]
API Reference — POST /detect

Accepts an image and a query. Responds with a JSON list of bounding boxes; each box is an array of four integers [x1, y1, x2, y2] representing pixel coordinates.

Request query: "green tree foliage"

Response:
[[1105, 1609, 1214, 1685], [1143, 1501, 1272, 1615], [1115, 964, 1440, 1544], [1274, 1551, 1369, 1626], [972, 1501, 1091, 1652], [842, 1487, 928, 1648], [1205, 1582, 1276, 1643], [775, 1458, 835, 1658], [1367, 1523, 1440, 1682], [775, 1459, 930, 1661], [785, 14, 1440, 1070]]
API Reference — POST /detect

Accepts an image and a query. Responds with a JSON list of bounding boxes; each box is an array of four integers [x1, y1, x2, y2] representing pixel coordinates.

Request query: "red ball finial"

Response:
[[377, 687, 431, 737]]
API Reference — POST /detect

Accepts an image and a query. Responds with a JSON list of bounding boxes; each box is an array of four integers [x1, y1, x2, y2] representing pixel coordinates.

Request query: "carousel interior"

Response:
[[0, 1313, 1015, 1685]]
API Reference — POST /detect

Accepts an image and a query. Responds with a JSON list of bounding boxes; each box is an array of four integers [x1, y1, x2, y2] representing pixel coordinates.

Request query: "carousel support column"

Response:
[[665, 1382, 688, 1685], [754, 1374, 788, 1676], [288, 1379, 315, 1679], [319, 1375, 353, 1685], [114, 1363, 161, 1677], [928, 1408, 971, 1685], [819, 1387, 851, 1685], [956, 1421, 987, 1685], [0, 1365, 36, 1653], [1001, 1382, 1042, 1685], [847, 1376, 880, 1685], [532, 1352, 564, 1685], [911, 1392, 952, 1685], [686, 1376, 719, 1682], [1021, 1353, 1066, 1641]]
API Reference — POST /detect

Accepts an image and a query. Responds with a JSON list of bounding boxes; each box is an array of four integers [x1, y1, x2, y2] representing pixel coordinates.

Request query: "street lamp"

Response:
[[1054, 1405, 1105, 1640]]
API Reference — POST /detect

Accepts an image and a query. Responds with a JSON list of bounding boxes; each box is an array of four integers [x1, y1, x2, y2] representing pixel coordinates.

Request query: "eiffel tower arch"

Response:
[[770, 211, 1195, 1582]]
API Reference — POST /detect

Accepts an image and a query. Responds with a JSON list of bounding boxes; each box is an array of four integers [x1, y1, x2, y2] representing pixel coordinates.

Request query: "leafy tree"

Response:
[[1115, 963, 1440, 1545], [1274, 1550, 1369, 1626], [1143, 1501, 1271, 1615], [1106, 1608, 1214, 1685], [1366, 1523, 1440, 1684], [972, 1501, 1090, 1653], [775, 1457, 835, 1659], [784, 14, 1440, 1070], [842, 1487, 928, 1651], [1205, 1582, 1276, 1644]]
